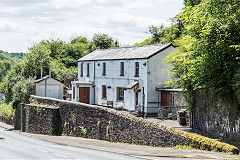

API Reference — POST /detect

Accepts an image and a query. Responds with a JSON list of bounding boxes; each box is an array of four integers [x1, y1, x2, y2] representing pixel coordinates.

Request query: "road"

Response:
[[0, 126, 171, 160], [0, 124, 239, 160]]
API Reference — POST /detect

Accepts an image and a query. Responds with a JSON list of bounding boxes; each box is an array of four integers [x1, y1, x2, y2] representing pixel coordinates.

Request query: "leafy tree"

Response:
[[167, 0, 240, 100], [184, 0, 201, 7], [92, 33, 119, 49], [0, 60, 11, 81]]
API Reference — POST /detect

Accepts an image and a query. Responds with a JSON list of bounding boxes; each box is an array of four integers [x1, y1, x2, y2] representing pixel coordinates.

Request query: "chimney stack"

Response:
[[99, 41, 103, 49]]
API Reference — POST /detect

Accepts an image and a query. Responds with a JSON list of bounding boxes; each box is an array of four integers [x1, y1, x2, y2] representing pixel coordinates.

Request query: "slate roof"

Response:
[[78, 43, 172, 61]]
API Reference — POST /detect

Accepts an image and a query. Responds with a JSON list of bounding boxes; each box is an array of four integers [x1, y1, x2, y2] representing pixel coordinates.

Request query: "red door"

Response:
[[79, 87, 90, 104], [161, 91, 170, 112]]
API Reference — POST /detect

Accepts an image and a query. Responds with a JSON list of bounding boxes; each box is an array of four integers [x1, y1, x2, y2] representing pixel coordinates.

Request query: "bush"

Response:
[[0, 102, 15, 121]]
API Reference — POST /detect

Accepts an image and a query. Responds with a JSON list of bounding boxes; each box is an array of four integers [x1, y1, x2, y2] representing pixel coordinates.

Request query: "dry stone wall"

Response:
[[14, 95, 238, 154], [28, 96, 190, 147]]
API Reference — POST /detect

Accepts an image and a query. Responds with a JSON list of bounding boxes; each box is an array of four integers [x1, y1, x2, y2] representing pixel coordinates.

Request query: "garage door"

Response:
[[40, 85, 60, 99]]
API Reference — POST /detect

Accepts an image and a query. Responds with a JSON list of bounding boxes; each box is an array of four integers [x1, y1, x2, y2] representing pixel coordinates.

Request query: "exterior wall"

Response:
[[75, 59, 148, 111], [35, 78, 64, 99], [147, 46, 176, 113], [192, 91, 240, 140]]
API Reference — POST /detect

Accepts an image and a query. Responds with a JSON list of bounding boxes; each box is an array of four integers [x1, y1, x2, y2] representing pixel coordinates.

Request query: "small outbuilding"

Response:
[[35, 75, 64, 99]]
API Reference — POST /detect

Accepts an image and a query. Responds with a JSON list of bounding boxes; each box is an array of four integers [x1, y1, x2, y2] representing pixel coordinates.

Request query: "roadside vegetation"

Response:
[[0, 34, 119, 120]]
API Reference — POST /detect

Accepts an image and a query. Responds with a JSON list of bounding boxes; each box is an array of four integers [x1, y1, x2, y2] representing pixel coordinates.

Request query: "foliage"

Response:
[[92, 33, 119, 49], [0, 102, 15, 120], [167, 0, 240, 100], [12, 77, 35, 104], [175, 145, 193, 150], [0, 33, 118, 104], [134, 17, 183, 46], [0, 50, 24, 63], [183, 0, 201, 7], [0, 60, 12, 81]]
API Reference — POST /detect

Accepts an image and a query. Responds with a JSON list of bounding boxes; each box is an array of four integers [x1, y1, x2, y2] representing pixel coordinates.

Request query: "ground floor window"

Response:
[[102, 85, 107, 99], [117, 87, 124, 101], [73, 87, 75, 99]]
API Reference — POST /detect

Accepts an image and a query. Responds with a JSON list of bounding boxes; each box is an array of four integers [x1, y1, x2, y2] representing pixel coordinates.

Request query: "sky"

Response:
[[0, 0, 184, 53]]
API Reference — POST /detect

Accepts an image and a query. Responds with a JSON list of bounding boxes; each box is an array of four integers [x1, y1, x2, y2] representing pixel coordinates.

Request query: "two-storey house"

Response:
[[71, 43, 176, 115]]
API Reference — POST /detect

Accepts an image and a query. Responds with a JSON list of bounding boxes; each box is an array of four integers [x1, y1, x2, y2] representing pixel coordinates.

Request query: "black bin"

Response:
[[178, 109, 186, 126]]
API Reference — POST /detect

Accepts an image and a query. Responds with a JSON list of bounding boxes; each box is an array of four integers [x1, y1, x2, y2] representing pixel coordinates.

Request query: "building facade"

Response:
[[71, 43, 176, 114]]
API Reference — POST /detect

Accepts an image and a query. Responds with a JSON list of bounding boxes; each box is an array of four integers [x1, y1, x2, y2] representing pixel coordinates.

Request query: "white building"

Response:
[[71, 43, 176, 115]]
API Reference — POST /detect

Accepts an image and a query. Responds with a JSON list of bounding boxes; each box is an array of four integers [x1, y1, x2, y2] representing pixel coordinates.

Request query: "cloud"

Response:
[[0, 0, 184, 52]]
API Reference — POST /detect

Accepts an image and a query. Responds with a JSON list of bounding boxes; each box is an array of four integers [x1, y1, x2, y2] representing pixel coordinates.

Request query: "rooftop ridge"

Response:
[[95, 43, 172, 50]]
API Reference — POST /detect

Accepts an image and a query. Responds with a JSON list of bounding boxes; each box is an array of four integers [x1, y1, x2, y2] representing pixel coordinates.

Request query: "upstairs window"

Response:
[[102, 85, 107, 99], [135, 62, 139, 77], [87, 63, 89, 77], [102, 62, 106, 76], [80, 62, 83, 77], [117, 87, 124, 101], [73, 87, 75, 99], [120, 62, 124, 76]]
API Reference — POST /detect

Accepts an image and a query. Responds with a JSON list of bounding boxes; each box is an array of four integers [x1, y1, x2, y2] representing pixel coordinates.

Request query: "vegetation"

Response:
[[0, 33, 119, 119], [166, 0, 240, 103], [0, 102, 15, 121], [175, 145, 193, 150]]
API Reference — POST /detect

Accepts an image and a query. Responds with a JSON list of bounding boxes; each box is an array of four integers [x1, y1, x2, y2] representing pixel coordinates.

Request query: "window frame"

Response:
[[86, 63, 90, 77], [120, 62, 124, 76], [73, 87, 75, 99], [80, 62, 83, 77], [117, 87, 124, 101], [102, 85, 107, 99], [102, 62, 106, 76], [135, 62, 139, 77]]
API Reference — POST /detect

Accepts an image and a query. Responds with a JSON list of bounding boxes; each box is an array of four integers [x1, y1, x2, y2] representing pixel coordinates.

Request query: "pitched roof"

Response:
[[78, 43, 172, 61], [34, 75, 50, 83]]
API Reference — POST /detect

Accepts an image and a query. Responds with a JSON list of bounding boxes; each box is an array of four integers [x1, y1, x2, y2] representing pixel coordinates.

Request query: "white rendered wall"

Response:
[[146, 46, 176, 113]]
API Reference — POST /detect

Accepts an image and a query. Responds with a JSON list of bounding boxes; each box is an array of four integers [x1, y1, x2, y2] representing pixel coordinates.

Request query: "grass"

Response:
[[175, 145, 193, 150]]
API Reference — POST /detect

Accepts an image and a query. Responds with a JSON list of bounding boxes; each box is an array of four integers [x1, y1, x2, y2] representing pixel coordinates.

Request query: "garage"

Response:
[[35, 75, 64, 99], [40, 85, 60, 99]]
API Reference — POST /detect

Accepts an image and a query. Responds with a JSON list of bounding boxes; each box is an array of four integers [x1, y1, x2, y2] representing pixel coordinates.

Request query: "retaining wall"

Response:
[[192, 92, 240, 139], [14, 95, 239, 154]]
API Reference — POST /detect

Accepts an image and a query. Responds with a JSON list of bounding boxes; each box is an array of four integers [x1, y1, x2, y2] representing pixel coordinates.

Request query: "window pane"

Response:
[[135, 62, 139, 77], [117, 87, 124, 101], [87, 63, 89, 77], [81, 63, 83, 76], [120, 62, 124, 76], [103, 63, 106, 76], [102, 85, 107, 98]]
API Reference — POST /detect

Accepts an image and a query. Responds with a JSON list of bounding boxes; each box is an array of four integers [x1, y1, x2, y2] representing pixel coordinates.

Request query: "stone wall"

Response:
[[24, 104, 60, 135], [192, 92, 240, 139], [15, 95, 238, 154], [29, 96, 190, 147]]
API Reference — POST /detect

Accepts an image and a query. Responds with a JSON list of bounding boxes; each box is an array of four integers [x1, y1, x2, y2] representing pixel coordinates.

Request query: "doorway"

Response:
[[79, 87, 90, 104]]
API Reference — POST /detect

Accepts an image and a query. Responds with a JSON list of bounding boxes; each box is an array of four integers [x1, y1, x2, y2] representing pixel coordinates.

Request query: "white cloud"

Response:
[[0, 0, 184, 52]]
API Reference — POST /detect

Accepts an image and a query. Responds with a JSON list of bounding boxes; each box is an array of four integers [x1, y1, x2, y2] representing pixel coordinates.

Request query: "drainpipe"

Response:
[[93, 61, 96, 104], [142, 87, 145, 118]]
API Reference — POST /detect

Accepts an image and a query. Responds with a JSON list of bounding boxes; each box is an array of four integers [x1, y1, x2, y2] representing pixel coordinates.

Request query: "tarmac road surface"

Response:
[[0, 126, 175, 160], [0, 123, 239, 160]]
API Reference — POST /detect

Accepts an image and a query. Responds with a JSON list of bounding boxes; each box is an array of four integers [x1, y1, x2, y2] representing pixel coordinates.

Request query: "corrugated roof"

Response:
[[78, 43, 172, 61]]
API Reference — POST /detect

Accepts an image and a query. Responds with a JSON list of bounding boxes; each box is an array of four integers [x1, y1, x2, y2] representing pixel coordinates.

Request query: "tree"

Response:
[[184, 0, 201, 7], [92, 33, 119, 49], [167, 0, 240, 99]]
